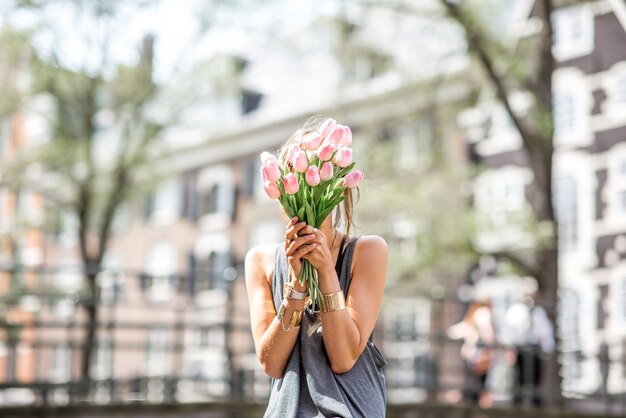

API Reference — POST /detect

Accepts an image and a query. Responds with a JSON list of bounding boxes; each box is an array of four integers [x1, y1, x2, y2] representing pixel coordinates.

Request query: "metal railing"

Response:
[[0, 265, 624, 416]]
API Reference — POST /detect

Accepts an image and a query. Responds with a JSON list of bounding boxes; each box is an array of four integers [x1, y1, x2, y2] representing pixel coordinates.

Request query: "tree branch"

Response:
[[438, 1, 543, 158], [490, 249, 541, 279]]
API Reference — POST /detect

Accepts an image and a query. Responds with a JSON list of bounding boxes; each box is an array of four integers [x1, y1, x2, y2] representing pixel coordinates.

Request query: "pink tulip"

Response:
[[317, 143, 336, 161], [286, 144, 300, 163], [260, 151, 276, 164], [339, 126, 352, 146], [334, 147, 353, 168], [327, 125, 344, 145], [320, 161, 334, 181], [261, 159, 281, 182], [306, 165, 321, 187], [344, 170, 364, 188], [284, 173, 299, 194], [263, 181, 281, 199], [319, 118, 337, 137], [303, 132, 324, 151], [292, 150, 308, 173]]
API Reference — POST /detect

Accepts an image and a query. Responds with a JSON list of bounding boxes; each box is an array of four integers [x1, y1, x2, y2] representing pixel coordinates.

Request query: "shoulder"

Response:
[[245, 244, 280, 286], [352, 235, 388, 272], [354, 235, 388, 258]]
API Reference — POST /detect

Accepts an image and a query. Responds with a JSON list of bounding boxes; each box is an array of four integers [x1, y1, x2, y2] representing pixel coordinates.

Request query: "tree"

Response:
[[1, 1, 174, 383], [437, 0, 561, 404], [346, 0, 562, 404]]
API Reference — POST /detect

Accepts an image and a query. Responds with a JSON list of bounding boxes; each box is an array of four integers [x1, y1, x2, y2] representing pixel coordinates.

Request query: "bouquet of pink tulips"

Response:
[[260, 118, 364, 310]]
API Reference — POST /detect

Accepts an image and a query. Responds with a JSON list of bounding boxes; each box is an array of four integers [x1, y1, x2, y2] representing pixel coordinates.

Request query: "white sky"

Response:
[[0, 0, 334, 84]]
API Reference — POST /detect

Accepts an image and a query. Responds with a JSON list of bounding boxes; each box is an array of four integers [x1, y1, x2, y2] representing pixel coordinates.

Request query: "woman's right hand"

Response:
[[284, 216, 316, 291]]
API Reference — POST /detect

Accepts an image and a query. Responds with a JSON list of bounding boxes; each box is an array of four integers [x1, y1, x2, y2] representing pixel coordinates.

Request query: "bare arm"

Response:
[[305, 234, 388, 374], [244, 218, 316, 378]]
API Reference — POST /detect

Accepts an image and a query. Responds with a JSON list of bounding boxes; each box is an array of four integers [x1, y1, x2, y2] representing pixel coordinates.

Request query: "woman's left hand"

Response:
[[301, 227, 335, 277]]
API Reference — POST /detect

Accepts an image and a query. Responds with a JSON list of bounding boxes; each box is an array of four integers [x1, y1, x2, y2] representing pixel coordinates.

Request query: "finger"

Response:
[[285, 221, 307, 239], [285, 233, 316, 256], [300, 225, 315, 235], [294, 243, 316, 258]]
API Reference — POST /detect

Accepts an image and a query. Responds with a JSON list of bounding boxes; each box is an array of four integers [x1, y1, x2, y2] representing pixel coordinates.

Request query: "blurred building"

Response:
[[461, 0, 626, 398], [0, 4, 473, 404]]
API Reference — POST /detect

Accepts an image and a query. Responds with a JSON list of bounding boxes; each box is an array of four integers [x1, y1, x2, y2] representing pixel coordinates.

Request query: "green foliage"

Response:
[[355, 120, 478, 285]]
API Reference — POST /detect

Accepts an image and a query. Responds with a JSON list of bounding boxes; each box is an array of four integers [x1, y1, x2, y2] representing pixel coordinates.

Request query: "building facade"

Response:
[[464, 0, 626, 397]]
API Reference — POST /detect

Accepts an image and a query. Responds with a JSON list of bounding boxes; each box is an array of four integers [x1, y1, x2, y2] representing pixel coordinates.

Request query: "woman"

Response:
[[447, 300, 495, 407], [244, 117, 388, 418]]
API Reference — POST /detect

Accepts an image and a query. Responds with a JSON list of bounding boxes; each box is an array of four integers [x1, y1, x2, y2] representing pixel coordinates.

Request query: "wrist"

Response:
[[318, 267, 341, 294], [283, 296, 308, 311], [290, 278, 308, 293]]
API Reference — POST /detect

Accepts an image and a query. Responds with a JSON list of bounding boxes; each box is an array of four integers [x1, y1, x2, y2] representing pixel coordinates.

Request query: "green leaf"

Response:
[[335, 162, 356, 179], [304, 200, 315, 226], [313, 179, 332, 205], [315, 196, 344, 226], [297, 206, 305, 221], [310, 154, 320, 167]]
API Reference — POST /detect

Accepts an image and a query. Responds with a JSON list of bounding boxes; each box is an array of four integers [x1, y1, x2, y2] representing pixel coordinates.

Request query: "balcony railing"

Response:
[[0, 264, 624, 416]]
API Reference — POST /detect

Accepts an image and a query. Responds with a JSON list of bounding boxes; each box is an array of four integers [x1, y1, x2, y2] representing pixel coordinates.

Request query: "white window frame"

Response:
[[50, 343, 72, 383], [604, 62, 626, 120], [610, 264, 626, 336], [197, 165, 235, 230], [551, 4, 594, 62], [397, 119, 434, 171], [147, 328, 169, 377], [151, 178, 183, 226], [476, 104, 522, 156], [91, 341, 112, 380], [553, 152, 595, 269], [383, 297, 431, 390], [552, 69, 591, 147], [473, 166, 533, 252], [607, 145, 626, 226], [145, 241, 177, 302]]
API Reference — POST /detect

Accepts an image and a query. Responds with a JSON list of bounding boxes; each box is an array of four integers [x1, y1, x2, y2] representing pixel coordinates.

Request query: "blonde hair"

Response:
[[277, 115, 360, 238]]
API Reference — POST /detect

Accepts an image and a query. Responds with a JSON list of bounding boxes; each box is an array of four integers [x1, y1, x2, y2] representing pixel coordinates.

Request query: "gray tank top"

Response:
[[264, 235, 388, 418]]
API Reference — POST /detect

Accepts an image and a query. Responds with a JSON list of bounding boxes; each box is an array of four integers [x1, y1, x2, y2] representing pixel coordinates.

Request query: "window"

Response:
[[197, 165, 235, 220], [201, 183, 221, 216], [151, 179, 182, 225], [554, 93, 576, 135], [50, 344, 72, 382], [552, 5, 594, 61], [397, 119, 434, 171], [554, 176, 578, 253], [552, 69, 590, 146], [610, 268, 626, 335], [91, 341, 112, 380], [474, 168, 530, 250], [144, 241, 177, 301], [608, 148, 626, 220], [147, 329, 168, 376], [241, 90, 263, 115], [617, 76, 626, 105], [475, 170, 526, 231], [383, 298, 431, 390], [558, 288, 583, 389], [195, 250, 232, 292]]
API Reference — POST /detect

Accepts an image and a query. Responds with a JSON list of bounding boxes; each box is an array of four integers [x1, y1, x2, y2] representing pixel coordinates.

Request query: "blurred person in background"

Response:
[[447, 299, 496, 407], [501, 289, 555, 407], [245, 117, 388, 418]]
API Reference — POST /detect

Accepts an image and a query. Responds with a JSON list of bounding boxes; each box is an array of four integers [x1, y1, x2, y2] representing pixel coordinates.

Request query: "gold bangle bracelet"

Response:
[[320, 290, 346, 313], [277, 299, 307, 332]]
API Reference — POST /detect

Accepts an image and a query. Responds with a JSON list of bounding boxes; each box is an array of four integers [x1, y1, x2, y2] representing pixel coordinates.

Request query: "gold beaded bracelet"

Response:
[[320, 290, 346, 313], [277, 299, 308, 332]]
